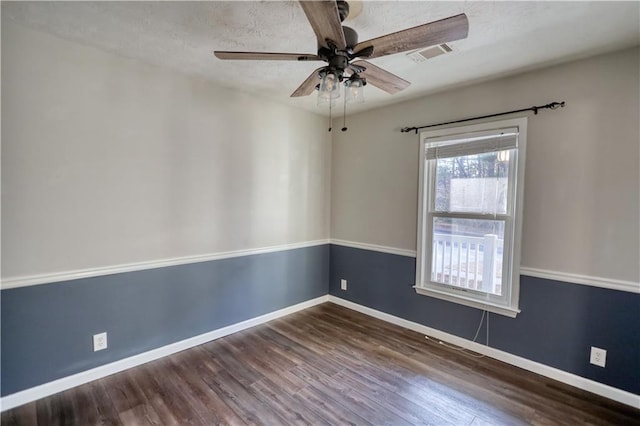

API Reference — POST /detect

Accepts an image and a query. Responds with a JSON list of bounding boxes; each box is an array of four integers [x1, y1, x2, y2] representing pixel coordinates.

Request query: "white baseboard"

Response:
[[0, 295, 329, 412], [327, 296, 640, 409]]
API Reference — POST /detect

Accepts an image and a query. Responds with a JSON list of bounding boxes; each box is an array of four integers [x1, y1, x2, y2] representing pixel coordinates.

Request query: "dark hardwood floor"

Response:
[[3, 302, 639, 425]]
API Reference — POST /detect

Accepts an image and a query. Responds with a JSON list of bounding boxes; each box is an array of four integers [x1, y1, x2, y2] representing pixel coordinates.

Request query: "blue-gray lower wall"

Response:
[[329, 244, 640, 395], [1, 245, 329, 396], [3, 243, 638, 399]]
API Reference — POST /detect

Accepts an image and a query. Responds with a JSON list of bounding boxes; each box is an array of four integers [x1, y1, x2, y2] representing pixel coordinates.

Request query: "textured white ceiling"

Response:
[[3, 1, 639, 115]]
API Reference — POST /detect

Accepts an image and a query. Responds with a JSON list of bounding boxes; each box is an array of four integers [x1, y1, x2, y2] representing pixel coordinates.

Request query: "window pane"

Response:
[[431, 217, 505, 295], [434, 150, 511, 214]]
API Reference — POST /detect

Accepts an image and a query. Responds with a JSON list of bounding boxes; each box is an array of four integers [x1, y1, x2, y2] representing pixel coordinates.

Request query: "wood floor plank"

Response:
[[0, 402, 37, 426], [161, 363, 232, 424], [267, 317, 335, 356], [200, 369, 287, 425], [140, 396, 181, 426], [199, 340, 262, 388], [168, 349, 246, 425], [330, 345, 525, 426], [224, 332, 309, 393], [65, 385, 103, 425], [294, 363, 414, 426], [263, 323, 342, 377], [3, 303, 639, 425], [132, 361, 204, 425], [373, 334, 539, 422], [35, 392, 76, 426], [334, 366, 472, 425], [88, 380, 123, 426], [292, 385, 372, 426], [249, 377, 330, 426], [104, 371, 147, 414], [117, 403, 163, 426], [251, 327, 309, 367]]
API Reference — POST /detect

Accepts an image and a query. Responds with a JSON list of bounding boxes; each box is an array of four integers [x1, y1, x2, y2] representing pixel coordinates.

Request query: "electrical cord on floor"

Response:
[[424, 310, 488, 358]]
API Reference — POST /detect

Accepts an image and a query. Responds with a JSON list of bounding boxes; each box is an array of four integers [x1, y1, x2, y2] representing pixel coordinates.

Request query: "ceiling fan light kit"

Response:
[[317, 69, 341, 106], [344, 74, 366, 104], [214, 0, 469, 130]]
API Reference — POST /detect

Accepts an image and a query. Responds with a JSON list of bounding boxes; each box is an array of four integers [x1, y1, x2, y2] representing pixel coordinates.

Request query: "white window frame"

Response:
[[415, 117, 527, 318]]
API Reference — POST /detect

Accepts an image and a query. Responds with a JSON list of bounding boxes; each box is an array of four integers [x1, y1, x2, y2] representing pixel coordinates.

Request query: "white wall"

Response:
[[3, 19, 638, 285], [331, 47, 639, 283], [1, 21, 331, 279]]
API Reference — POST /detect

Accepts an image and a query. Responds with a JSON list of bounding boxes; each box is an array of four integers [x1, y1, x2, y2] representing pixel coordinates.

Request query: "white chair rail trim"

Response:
[[1, 239, 330, 290], [329, 239, 639, 294], [3, 239, 637, 294]]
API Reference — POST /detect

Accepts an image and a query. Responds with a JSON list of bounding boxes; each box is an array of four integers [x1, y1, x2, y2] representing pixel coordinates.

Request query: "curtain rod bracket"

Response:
[[400, 101, 566, 134]]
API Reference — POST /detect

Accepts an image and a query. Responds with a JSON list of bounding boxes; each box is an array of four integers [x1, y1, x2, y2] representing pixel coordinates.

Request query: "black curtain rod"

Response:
[[400, 101, 566, 134]]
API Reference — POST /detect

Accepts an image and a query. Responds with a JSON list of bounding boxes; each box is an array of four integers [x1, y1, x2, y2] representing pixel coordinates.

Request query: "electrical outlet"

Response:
[[93, 332, 108, 352], [590, 346, 606, 367], [340, 279, 348, 291]]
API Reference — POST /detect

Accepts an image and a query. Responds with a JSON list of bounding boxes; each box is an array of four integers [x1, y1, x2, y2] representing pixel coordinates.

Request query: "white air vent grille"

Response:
[[407, 43, 452, 63]]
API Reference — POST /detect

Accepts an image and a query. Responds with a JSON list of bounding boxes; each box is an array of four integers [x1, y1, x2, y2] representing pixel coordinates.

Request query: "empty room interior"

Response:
[[1, 1, 639, 424]]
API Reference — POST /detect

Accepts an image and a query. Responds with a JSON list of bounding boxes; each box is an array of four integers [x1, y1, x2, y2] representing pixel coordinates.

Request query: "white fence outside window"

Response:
[[431, 233, 503, 295]]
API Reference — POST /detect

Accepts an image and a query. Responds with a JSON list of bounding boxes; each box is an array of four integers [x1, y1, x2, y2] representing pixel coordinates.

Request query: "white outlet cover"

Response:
[[590, 346, 606, 367], [340, 279, 347, 290], [93, 332, 108, 352]]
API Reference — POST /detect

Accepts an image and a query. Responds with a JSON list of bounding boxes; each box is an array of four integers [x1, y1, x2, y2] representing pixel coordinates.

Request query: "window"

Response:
[[415, 118, 527, 317]]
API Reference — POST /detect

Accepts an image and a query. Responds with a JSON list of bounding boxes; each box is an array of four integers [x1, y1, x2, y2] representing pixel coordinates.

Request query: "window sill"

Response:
[[414, 286, 520, 318]]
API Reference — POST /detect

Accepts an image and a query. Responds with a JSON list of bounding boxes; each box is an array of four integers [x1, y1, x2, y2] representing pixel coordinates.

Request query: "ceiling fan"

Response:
[[214, 1, 468, 103]]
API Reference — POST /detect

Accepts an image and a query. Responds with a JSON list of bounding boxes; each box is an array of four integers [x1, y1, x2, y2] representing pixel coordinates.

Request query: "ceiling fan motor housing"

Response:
[[317, 26, 358, 54], [342, 26, 358, 49], [317, 26, 358, 78]]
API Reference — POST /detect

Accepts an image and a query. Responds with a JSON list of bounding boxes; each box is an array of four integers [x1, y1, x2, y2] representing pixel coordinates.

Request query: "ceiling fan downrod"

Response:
[[336, 0, 349, 22], [314, 1, 364, 81]]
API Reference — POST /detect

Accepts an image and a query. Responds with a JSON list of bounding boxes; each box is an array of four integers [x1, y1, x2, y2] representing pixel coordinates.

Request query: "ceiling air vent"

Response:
[[407, 43, 453, 63]]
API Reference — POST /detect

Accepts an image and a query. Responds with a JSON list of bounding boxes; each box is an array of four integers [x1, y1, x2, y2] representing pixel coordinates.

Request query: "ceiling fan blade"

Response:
[[214, 51, 321, 61], [299, 1, 346, 50], [291, 67, 324, 97], [352, 60, 410, 95], [354, 14, 469, 59]]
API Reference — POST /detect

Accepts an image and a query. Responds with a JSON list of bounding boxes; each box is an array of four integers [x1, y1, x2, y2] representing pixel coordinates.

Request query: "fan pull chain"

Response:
[[328, 99, 332, 132], [341, 95, 348, 132]]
